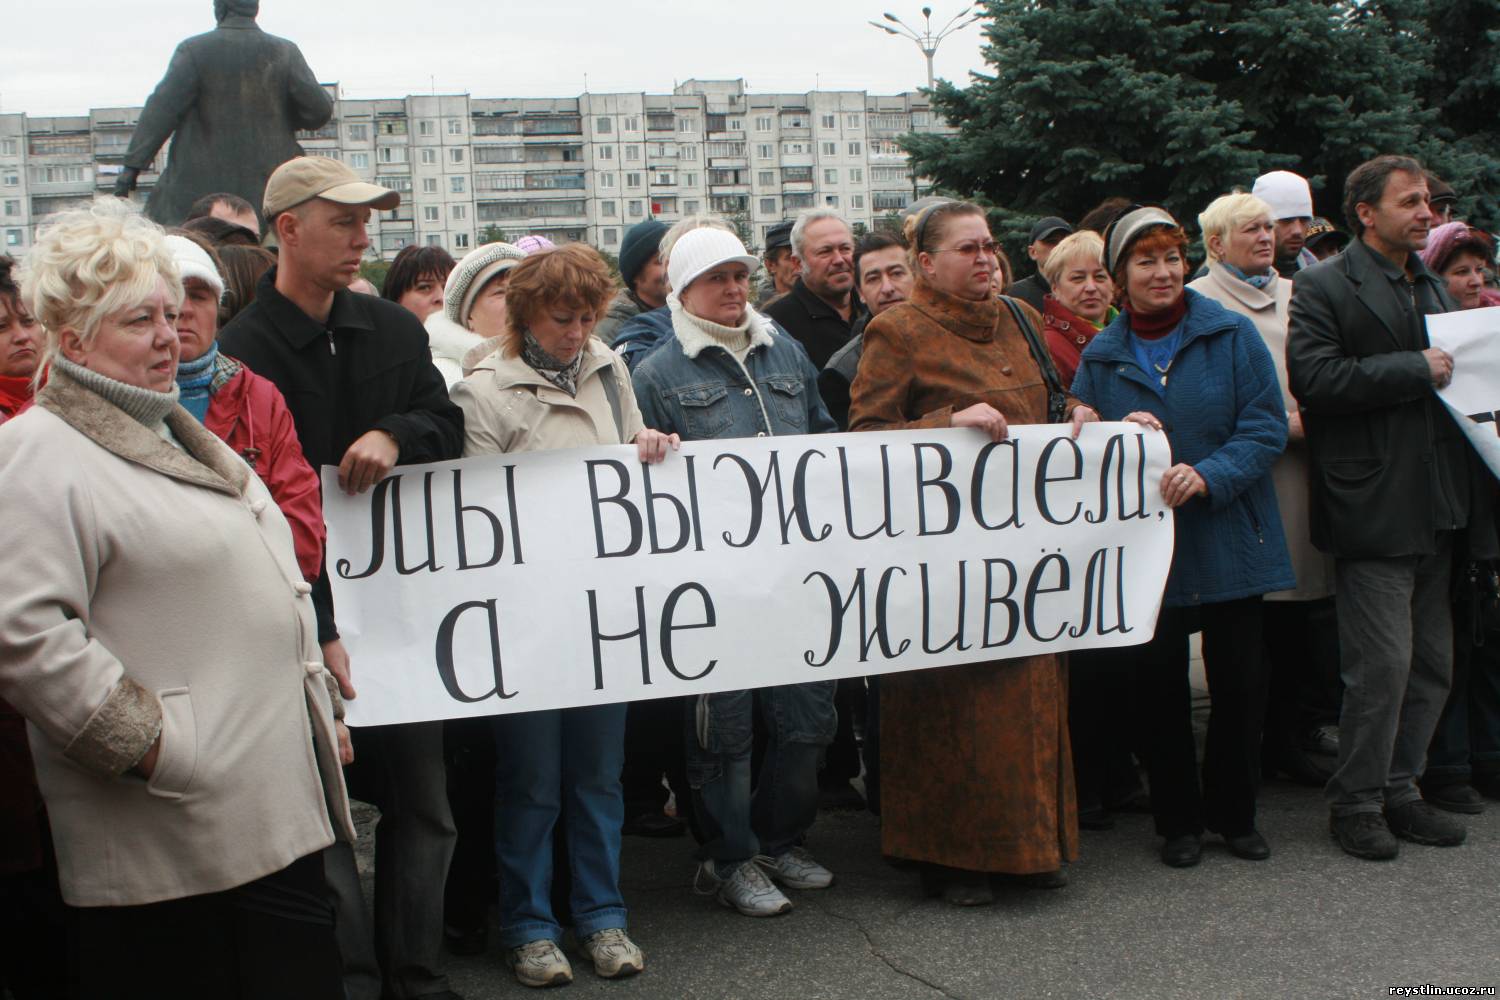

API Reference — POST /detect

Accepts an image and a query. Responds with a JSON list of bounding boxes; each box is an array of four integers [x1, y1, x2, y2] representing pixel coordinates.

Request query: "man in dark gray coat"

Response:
[[1287, 154, 1495, 861], [114, 0, 333, 226]]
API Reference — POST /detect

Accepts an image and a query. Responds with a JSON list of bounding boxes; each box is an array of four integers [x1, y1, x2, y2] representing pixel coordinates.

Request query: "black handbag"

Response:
[[999, 295, 1069, 425]]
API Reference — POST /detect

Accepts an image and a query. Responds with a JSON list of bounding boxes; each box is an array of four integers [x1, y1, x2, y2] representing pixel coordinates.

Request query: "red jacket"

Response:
[[206, 358, 325, 580]]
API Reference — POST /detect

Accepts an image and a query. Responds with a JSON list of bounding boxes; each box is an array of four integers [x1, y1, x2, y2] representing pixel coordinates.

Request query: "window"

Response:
[[423, 206, 440, 222], [871, 165, 909, 182], [847, 113, 862, 129], [626, 172, 641, 188], [598, 146, 614, 160], [474, 146, 525, 164], [651, 143, 672, 158], [825, 195, 839, 207], [680, 145, 698, 161], [821, 142, 836, 156], [600, 200, 617, 216], [625, 145, 639, 161], [852, 194, 865, 209], [2, 174, 16, 187], [29, 165, 86, 184], [821, 114, 836, 129], [5, 230, 21, 247], [624, 116, 640, 132], [377, 174, 412, 192], [595, 117, 613, 134], [678, 116, 696, 133], [602, 228, 618, 245], [2, 200, 17, 216], [683, 172, 698, 187], [450, 176, 466, 193], [782, 166, 814, 183], [759, 197, 776, 214], [381, 233, 412, 252], [847, 141, 863, 156], [451, 204, 467, 221], [823, 169, 838, 184], [728, 118, 744, 132], [849, 167, 864, 183], [426, 234, 444, 247], [683, 200, 699, 214], [422, 177, 438, 193], [756, 144, 773, 160], [347, 124, 368, 141], [417, 148, 435, 164], [781, 113, 808, 129], [783, 141, 808, 155], [306, 149, 340, 159], [654, 171, 674, 185], [599, 172, 615, 188], [912, 111, 933, 127], [378, 119, 409, 136], [647, 112, 675, 131], [449, 148, 465, 164], [419, 120, 435, 136], [757, 170, 774, 186], [454, 233, 471, 249], [447, 119, 463, 135], [755, 116, 772, 132], [706, 142, 747, 157], [628, 200, 643, 216], [475, 172, 525, 191]]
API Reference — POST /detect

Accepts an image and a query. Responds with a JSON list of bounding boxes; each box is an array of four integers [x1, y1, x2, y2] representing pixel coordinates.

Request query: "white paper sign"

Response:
[[1427, 306, 1500, 479], [323, 424, 1175, 726]]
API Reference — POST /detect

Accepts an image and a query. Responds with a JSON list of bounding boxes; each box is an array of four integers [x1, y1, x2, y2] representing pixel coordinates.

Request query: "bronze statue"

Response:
[[114, 1, 334, 226]]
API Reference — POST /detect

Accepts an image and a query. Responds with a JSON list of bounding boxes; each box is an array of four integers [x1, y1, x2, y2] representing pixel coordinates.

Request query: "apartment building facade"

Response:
[[1, 79, 950, 260]]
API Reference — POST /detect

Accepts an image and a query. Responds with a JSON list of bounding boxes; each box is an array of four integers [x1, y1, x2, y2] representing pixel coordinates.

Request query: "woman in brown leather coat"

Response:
[[849, 200, 1097, 905]]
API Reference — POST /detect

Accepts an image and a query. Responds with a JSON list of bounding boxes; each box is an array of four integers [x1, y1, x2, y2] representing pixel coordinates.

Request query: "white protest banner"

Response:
[[1427, 305, 1500, 480], [323, 424, 1175, 727]]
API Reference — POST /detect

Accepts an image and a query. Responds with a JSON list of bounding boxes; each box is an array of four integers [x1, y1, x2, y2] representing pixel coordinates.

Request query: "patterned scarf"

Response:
[[521, 331, 585, 396], [1222, 261, 1277, 290], [175, 343, 219, 422]]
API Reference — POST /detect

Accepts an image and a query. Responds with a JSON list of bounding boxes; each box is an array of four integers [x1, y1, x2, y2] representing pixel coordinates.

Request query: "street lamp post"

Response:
[[868, 5, 983, 90]]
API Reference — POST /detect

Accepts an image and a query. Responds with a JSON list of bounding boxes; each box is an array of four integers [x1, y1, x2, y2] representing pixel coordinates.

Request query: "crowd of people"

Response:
[[0, 148, 1497, 999]]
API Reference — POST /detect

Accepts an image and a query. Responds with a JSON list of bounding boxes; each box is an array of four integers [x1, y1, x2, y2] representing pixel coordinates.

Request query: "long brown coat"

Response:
[[850, 284, 1079, 874]]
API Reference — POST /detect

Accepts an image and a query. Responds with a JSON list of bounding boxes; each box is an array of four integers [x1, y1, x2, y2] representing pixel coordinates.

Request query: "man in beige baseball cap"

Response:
[[260, 155, 400, 250]]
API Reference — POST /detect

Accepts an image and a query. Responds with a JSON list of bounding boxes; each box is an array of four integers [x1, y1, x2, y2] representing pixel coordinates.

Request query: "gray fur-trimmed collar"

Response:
[[36, 366, 250, 498], [667, 296, 776, 360]]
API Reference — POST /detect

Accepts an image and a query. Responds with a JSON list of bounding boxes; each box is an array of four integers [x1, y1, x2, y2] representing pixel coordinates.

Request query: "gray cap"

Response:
[[1105, 206, 1180, 273]]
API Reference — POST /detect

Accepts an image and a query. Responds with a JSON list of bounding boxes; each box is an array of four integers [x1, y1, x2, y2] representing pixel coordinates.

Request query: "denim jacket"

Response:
[[630, 302, 837, 442]]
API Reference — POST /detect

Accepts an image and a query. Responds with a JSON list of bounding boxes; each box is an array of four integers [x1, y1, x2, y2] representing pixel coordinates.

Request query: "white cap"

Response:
[[667, 228, 760, 293], [1251, 170, 1314, 221], [164, 234, 225, 301]]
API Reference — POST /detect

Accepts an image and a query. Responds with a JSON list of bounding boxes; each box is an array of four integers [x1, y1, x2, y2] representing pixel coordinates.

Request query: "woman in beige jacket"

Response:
[[1190, 192, 1342, 788], [450, 243, 675, 989], [0, 200, 353, 999]]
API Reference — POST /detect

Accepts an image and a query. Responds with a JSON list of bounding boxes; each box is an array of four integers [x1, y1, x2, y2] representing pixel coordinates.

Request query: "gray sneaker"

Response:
[[509, 938, 572, 988], [579, 927, 644, 979], [696, 859, 793, 917], [760, 846, 834, 889]]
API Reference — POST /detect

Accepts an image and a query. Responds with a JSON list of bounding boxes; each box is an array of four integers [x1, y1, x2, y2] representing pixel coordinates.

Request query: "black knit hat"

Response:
[[619, 219, 669, 289]]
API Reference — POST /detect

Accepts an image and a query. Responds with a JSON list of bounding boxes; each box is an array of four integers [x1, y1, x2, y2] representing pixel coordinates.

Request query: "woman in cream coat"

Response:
[[0, 200, 352, 999], [1190, 192, 1341, 787]]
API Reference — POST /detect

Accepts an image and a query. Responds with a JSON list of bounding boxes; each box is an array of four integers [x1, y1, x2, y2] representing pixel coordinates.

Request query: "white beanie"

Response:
[[1251, 171, 1314, 221], [667, 228, 760, 294], [445, 242, 527, 328], [164, 234, 225, 300]]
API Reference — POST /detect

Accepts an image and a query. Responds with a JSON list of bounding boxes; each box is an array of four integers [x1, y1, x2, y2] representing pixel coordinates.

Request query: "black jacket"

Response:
[[762, 278, 857, 369], [1287, 238, 1493, 559], [1008, 272, 1051, 315], [220, 270, 465, 638]]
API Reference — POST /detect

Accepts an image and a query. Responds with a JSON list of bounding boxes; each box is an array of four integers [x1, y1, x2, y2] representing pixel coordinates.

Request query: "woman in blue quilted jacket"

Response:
[[1071, 206, 1294, 869]]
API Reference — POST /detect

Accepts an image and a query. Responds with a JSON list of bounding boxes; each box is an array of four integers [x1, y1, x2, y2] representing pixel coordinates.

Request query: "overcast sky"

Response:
[[4, 0, 989, 116]]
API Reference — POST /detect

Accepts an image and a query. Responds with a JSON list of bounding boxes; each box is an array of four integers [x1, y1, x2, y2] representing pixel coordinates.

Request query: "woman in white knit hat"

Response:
[[424, 240, 527, 387], [630, 225, 840, 920]]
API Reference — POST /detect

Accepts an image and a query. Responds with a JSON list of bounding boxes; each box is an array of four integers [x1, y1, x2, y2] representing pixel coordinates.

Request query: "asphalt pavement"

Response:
[[353, 775, 1500, 1000]]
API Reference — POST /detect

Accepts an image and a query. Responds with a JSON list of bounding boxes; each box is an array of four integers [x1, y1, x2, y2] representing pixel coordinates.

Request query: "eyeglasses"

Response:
[[933, 240, 1001, 259]]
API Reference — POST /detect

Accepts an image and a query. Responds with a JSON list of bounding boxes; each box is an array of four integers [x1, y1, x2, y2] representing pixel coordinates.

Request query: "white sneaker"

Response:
[[695, 859, 793, 917], [579, 927, 644, 978], [509, 938, 573, 988], [760, 846, 834, 889]]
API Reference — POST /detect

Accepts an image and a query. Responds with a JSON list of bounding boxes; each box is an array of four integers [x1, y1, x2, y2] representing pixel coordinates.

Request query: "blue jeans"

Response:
[[491, 704, 627, 948], [686, 681, 837, 865]]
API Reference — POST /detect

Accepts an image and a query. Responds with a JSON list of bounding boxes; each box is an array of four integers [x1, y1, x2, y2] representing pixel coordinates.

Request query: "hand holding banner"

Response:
[[323, 424, 1175, 726], [1427, 305, 1500, 479]]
